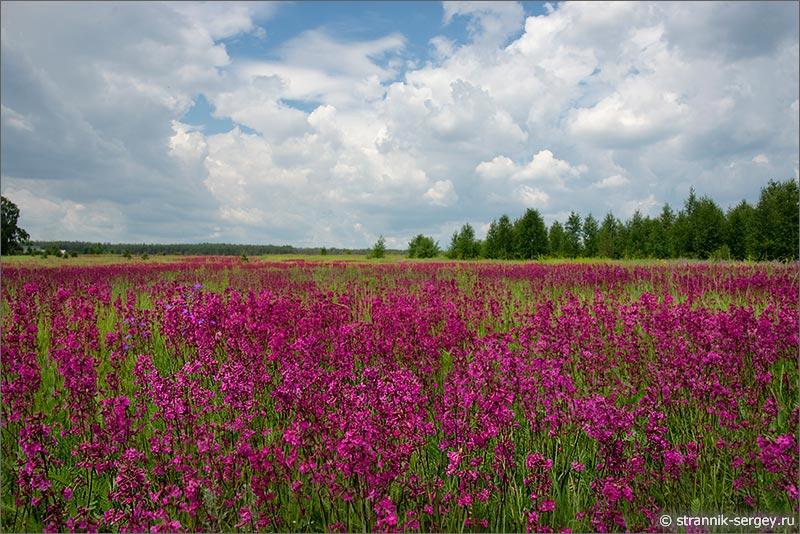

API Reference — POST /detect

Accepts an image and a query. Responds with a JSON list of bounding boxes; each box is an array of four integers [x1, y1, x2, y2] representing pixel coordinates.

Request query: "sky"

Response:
[[1, 1, 798, 248]]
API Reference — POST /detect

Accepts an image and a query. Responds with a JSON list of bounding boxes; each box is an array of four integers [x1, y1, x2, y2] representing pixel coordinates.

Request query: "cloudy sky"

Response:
[[2, 1, 798, 247]]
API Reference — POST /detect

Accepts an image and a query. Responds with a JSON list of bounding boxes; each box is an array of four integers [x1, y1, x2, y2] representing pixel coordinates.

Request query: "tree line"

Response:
[[408, 179, 799, 261], [23, 241, 380, 257]]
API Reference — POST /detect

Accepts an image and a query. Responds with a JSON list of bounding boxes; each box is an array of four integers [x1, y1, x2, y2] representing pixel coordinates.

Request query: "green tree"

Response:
[[626, 211, 649, 258], [1, 196, 30, 255], [753, 179, 799, 260], [407, 234, 440, 258], [447, 232, 458, 259], [483, 220, 500, 259], [725, 200, 756, 260], [691, 197, 726, 259], [513, 209, 548, 259], [563, 212, 582, 258], [652, 204, 675, 259], [369, 235, 386, 259], [598, 213, 621, 258], [448, 224, 480, 259], [548, 221, 566, 257], [673, 188, 700, 257], [494, 215, 515, 259], [581, 214, 599, 257]]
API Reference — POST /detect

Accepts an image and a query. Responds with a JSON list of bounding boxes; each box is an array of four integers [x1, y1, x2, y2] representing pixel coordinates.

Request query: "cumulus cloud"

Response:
[[476, 156, 517, 180], [1, 1, 797, 246], [424, 180, 458, 206], [516, 185, 549, 207], [514, 150, 587, 184], [477, 149, 585, 189], [169, 121, 208, 162], [567, 90, 689, 148]]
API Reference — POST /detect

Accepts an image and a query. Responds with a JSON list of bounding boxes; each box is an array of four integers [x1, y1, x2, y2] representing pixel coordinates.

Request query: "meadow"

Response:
[[1, 257, 798, 532]]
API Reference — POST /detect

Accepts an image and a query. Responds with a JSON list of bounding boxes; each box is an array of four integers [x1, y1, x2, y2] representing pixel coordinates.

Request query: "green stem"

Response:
[[87, 467, 93, 510]]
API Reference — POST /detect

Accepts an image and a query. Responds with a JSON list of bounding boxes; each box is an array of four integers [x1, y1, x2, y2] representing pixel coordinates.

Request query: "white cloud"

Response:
[[169, 121, 208, 162], [567, 90, 689, 148], [228, 30, 406, 109], [211, 75, 310, 143], [516, 185, 549, 207], [752, 153, 769, 164], [594, 174, 630, 189], [424, 180, 458, 206], [2, 187, 126, 241], [514, 149, 587, 184], [476, 149, 585, 190], [476, 155, 517, 180]]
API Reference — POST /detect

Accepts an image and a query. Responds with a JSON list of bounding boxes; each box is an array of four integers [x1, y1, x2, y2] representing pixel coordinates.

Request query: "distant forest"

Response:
[[431, 179, 799, 262], [23, 178, 800, 262], [27, 242, 381, 257]]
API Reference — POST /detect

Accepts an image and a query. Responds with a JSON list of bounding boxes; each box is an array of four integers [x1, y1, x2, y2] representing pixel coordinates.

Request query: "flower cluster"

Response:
[[1, 259, 797, 532]]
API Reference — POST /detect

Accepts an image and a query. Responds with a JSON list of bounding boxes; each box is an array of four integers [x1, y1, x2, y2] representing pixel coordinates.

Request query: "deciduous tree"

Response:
[[754, 179, 799, 260], [1, 196, 30, 255], [407, 234, 440, 258], [513, 209, 548, 259]]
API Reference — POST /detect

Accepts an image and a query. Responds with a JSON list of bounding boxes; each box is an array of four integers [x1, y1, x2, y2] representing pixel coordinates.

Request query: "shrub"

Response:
[[710, 244, 731, 261]]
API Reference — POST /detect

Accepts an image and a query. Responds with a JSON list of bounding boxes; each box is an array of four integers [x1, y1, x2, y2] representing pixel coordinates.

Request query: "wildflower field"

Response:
[[1, 258, 798, 532]]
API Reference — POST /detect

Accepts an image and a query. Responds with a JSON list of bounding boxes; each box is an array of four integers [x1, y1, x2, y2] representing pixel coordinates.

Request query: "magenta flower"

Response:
[[540, 500, 556, 512]]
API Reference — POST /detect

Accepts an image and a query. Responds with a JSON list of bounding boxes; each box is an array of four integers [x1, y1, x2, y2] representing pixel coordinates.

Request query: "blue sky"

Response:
[[220, 2, 548, 60], [1, 1, 798, 247]]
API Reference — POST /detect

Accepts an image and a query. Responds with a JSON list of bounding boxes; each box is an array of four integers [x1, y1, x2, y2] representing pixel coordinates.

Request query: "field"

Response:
[[1, 257, 798, 532]]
